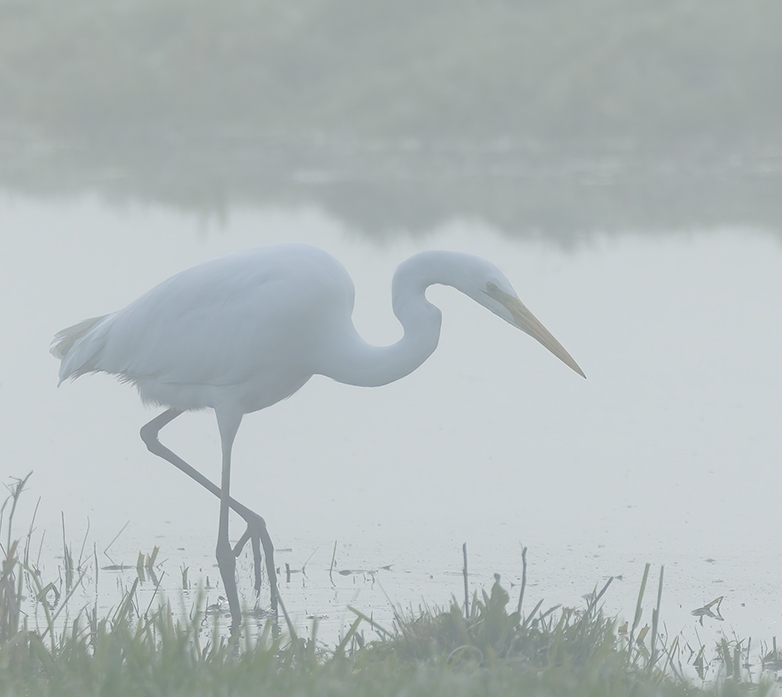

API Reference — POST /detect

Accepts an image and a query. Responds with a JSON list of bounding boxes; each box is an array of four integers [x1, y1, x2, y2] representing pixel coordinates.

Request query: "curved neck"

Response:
[[320, 254, 446, 388]]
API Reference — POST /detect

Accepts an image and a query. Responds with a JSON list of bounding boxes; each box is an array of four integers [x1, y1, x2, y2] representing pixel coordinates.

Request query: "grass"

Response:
[[0, 476, 776, 696]]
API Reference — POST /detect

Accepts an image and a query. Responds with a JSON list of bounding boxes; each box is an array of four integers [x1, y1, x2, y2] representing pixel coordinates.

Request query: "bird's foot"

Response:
[[232, 510, 265, 556], [232, 511, 278, 616], [233, 511, 265, 591]]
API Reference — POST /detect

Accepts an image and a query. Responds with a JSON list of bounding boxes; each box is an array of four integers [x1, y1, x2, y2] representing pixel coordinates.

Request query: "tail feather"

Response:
[[50, 315, 109, 384]]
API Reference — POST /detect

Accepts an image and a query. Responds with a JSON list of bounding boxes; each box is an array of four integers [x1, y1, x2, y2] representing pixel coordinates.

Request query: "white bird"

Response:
[[51, 243, 584, 631]]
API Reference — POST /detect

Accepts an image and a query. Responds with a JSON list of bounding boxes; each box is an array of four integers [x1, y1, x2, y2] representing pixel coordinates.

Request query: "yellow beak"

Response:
[[498, 290, 586, 378]]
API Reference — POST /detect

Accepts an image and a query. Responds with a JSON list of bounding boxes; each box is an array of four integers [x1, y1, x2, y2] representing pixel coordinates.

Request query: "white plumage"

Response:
[[52, 243, 584, 630]]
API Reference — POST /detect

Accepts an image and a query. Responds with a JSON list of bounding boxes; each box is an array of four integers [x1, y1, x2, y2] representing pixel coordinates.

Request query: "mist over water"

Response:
[[2, 1, 782, 646], [3, 0, 782, 240]]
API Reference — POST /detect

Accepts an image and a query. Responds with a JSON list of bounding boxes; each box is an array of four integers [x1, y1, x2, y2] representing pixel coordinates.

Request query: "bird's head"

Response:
[[452, 255, 586, 378]]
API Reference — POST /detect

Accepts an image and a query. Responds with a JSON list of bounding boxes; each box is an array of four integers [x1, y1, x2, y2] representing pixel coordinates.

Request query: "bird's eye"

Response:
[[486, 282, 498, 293]]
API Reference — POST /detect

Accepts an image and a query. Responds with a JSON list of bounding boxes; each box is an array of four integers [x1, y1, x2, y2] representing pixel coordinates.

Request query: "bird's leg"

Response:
[[139, 409, 278, 616], [216, 409, 242, 632]]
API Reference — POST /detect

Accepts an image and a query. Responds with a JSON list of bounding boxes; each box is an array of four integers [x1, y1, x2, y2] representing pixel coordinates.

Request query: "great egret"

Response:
[[51, 243, 584, 631]]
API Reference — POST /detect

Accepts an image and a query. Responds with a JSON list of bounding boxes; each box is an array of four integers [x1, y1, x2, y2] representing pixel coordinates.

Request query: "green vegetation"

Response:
[[1, 0, 781, 237], [0, 476, 778, 696], [1, 0, 780, 143]]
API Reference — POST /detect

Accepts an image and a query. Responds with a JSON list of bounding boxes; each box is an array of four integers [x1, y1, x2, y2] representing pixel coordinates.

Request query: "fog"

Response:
[[2, 1, 782, 646], [2, 0, 781, 238]]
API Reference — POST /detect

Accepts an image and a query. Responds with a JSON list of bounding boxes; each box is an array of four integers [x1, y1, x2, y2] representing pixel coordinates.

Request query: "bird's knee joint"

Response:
[[243, 510, 266, 530], [139, 424, 158, 451]]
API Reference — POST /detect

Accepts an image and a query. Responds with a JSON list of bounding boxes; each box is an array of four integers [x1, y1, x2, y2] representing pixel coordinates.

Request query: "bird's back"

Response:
[[54, 244, 357, 413]]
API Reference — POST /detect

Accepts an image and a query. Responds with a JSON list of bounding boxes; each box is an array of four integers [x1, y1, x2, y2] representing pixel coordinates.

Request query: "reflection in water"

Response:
[[2, 2, 782, 240], [3, 135, 782, 240]]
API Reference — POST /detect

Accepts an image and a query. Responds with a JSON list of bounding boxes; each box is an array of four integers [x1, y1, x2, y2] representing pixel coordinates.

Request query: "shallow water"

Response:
[[2, 195, 782, 664]]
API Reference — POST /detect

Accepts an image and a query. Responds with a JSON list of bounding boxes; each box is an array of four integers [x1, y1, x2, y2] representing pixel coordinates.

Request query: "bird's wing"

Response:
[[94, 245, 355, 386]]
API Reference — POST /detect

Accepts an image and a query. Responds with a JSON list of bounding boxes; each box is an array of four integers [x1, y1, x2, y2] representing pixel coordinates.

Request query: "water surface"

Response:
[[2, 195, 781, 655]]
